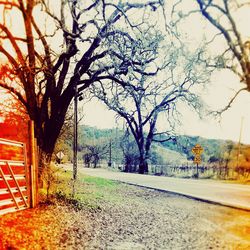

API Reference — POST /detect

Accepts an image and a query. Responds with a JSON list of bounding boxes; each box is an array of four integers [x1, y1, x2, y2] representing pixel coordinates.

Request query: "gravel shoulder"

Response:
[[0, 175, 250, 249]]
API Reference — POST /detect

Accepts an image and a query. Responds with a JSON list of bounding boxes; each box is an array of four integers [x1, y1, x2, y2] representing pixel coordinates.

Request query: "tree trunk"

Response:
[[138, 121, 154, 174], [34, 103, 69, 180], [136, 137, 150, 174], [138, 154, 148, 174], [38, 145, 54, 177], [124, 163, 130, 172], [37, 149, 52, 188], [36, 124, 62, 180]]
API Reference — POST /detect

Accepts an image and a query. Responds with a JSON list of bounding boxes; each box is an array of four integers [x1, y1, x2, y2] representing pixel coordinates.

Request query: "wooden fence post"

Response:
[[29, 120, 38, 208]]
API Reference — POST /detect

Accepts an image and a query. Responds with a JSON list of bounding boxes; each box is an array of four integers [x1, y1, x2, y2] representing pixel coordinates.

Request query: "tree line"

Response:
[[54, 125, 250, 179]]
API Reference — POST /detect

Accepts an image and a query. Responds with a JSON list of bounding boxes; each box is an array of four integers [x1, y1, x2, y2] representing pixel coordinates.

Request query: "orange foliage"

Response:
[[0, 120, 28, 142], [0, 96, 29, 142]]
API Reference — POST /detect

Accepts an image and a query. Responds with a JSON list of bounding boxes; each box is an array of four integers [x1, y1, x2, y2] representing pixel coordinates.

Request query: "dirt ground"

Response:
[[0, 183, 250, 250]]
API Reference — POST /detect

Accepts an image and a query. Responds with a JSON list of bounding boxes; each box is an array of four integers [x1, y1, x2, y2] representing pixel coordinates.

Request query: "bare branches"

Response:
[[214, 87, 248, 115], [0, 45, 19, 67], [0, 81, 27, 107], [152, 134, 176, 143], [0, 23, 25, 65], [30, 15, 52, 70], [0, 1, 19, 9], [195, 0, 250, 92], [0, 0, 166, 171], [197, 0, 242, 61]]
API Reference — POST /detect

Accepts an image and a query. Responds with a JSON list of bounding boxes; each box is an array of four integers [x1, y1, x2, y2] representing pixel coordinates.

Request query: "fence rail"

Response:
[[111, 163, 250, 179]]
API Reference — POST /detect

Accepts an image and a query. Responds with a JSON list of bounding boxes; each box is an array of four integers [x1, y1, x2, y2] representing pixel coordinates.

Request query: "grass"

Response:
[[83, 174, 117, 188], [221, 178, 250, 185], [40, 167, 121, 210]]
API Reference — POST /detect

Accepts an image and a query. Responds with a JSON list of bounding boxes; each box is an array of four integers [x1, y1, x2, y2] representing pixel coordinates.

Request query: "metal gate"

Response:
[[0, 138, 29, 215]]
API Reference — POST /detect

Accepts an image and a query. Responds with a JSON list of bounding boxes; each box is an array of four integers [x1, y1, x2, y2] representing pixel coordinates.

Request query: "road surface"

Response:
[[63, 164, 250, 211]]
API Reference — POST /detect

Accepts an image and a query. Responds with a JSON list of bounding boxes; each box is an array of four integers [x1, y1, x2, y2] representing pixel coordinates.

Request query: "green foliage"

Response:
[[82, 175, 117, 189], [78, 125, 124, 166], [45, 168, 120, 210], [40, 163, 62, 200], [161, 135, 236, 163]]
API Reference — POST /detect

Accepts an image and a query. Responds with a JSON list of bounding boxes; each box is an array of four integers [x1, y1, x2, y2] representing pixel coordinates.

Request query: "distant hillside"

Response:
[[160, 135, 235, 162], [152, 144, 187, 165]]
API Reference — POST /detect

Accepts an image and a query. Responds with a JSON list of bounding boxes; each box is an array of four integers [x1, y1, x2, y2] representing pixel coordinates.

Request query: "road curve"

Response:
[[63, 165, 250, 211]]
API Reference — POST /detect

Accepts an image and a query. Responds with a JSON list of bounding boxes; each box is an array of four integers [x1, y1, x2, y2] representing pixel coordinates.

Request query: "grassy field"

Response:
[[40, 167, 122, 209]]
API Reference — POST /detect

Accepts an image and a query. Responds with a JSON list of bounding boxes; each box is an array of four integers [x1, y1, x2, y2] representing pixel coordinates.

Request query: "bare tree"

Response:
[[0, 0, 164, 177], [194, 0, 250, 112], [91, 27, 207, 174], [83, 142, 109, 168]]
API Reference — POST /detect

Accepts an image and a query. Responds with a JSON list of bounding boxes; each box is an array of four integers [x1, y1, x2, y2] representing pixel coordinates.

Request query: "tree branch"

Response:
[[0, 82, 27, 108], [214, 87, 248, 115]]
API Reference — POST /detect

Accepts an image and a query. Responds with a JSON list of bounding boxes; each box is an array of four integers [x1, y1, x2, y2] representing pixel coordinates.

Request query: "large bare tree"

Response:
[[0, 0, 164, 177], [91, 26, 207, 173]]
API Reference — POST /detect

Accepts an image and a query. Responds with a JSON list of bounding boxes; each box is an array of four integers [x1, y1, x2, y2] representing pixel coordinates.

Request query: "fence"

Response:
[[0, 120, 38, 215], [115, 163, 249, 179]]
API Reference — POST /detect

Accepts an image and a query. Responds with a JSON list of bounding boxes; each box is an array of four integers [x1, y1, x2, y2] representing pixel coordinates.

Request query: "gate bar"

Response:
[[0, 166, 19, 209], [0, 138, 24, 147], [6, 161, 28, 207]]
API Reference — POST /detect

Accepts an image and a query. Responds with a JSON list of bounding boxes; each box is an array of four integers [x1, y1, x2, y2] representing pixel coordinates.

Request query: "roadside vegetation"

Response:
[[41, 166, 120, 210]]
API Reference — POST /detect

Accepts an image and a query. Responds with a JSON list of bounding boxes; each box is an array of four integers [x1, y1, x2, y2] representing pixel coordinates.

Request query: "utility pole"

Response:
[[108, 139, 112, 167], [236, 117, 244, 169], [73, 84, 78, 180]]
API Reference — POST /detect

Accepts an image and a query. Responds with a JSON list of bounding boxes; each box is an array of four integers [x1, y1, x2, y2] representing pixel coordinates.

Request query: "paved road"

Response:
[[63, 165, 250, 211]]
